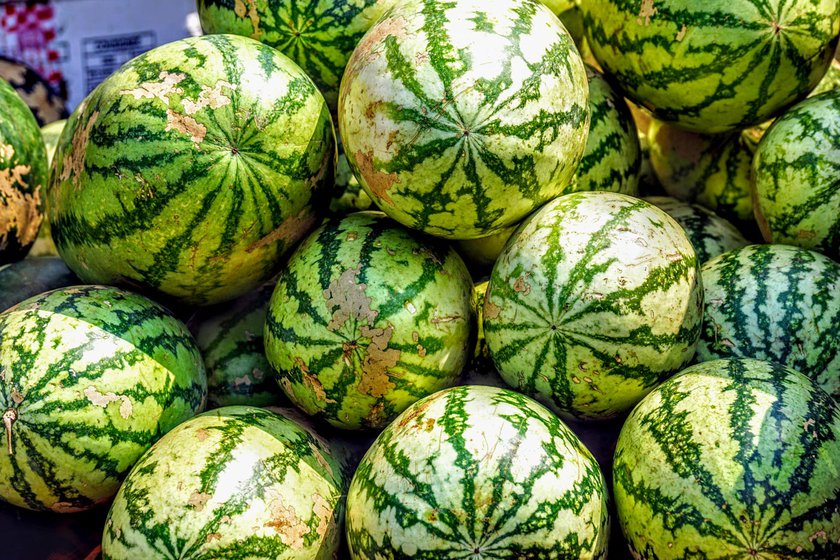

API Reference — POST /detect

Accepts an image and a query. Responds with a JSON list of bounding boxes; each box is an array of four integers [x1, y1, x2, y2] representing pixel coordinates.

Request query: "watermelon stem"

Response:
[[2, 408, 17, 455]]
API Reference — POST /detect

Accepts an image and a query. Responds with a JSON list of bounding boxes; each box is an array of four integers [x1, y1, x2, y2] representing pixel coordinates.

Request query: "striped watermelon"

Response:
[[698, 244, 840, 402], [484, 192, 703, 420], [454, 225, 516, 273], [459, 281, 506, 388], [264, 212, 474, 430], [346, 385, 610, 558], [48, 34, 334, 306], [645, 196, 749, 264], [752, 91, 840, 259], [1, 77, 46, 264], [614, 358, 840, 558], [0, 256, 77, 312], [191, 281, 285, 408], [330, 139, 372, 216], [102, 406, 346, 559], [339, 0, 590, 240], [197, 0, 395, 112], [0, 285, 206, 512], [581, 0, 840, 133]]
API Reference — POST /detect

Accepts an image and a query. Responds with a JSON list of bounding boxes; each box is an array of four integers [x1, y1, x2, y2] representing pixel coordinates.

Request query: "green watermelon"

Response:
[[581, 0, 840, 133], [346, 385, 610, 558], [1, 77, 47, 264], [197, 0, 395, 112], [40, 119, 66, 166], [459, 281, 506, 388], [28, 120, 66, 258], [614, 358, 840, 558], [568, 64, 641, 196], [48, 34, 334, 306], [0, 285, 207, 512], [0, 56, 68, 127], [330, 138, 372, 216], [645, 196, 749, 264], [540, 0, 575, 14], [191, 281, 285, 408], [484, 192, 703, 421], [102, 406, 345, 559], [752, 91, 840, 259], [454, 225, 516, 273], [339, 0, 590, 240], [698, 244, 840, 402], [265, 212, 474, 430], [0, 257, 77, 312]]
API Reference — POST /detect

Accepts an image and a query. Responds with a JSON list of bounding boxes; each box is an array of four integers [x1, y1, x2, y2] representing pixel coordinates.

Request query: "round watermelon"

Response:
[[197, 0, 396, 112], [339, 0, 590, 240], [264, 212, 474, 430], [48, 34, 334, 306], [752, 91, 840, 259], [614, 358, 840, 558], [581, 0, 840, 133], [102, 406, 346, 559], [0, 285, 207, 512], [698, 244, 840, 402], [458, 281, 506, 388], [346, 385, 610, 558], [0, 256, 77, 312], [484, 192, 703, 421], [40, 119, 66, 166], [1, 77, 47, 265], [454, 225, 516, 272], [330, 138, 372, 216], [0, 56, 68, 126]]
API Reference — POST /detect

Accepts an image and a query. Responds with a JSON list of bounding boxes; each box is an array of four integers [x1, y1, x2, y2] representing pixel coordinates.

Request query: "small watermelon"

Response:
[[265, 212, 474, 430], [330, 138, 372, 216], [454, 225, 516, 273], [614, 358, 840, 558], [346, 385, 610, 558], [459, 281, 506, 388], [40, 119, 66, 166], [0, 257, 77, 312], [0, 56, 68, 126]]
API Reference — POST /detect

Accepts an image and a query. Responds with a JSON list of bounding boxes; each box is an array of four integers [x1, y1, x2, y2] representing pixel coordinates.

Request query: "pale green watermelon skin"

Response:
[[346, 385, 610, 558], [484, 192, 703, 421], [102, 406, 346, 559], [459, 280, 507, 388], [581, 0, 840, 133], [339, 0, 590, 240], [698, 244, 840, 402], [48, 34, 334, 306], [265, 212, 475, 430], [454, 225, 516, 272], [614, 358, 840, 559], [752, 91, 840, 259]]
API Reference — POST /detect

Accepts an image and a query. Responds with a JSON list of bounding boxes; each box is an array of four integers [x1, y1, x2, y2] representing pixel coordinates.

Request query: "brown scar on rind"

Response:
[[354, 151, 399, 205], [245, 206, 317, 253]]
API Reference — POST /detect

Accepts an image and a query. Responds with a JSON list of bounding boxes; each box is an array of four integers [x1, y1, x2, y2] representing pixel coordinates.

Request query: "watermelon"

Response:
[[0, 56, 68, 127], [48, 34, 334, 306], [191, 281, 285, 408], [40, 119, 66, 166], [264, 211, 474, 430], [698, 244, 840, 402], [197, 0, 395, 112], [614, 358, 840, 558], [454, 225, 516, 273], [459, 281, 506, 388], [0, 285, 207, 512], [752, 91, 840, 259], [1, 77, 47, 265], [541, 0, 575, 14], [330, 138, 372, 216], [0, 256, 77, 312], [346, 385, 611, 558], [484, 192, 703, 421], [102, 406, 345, 559], [339, 0, 590, 240], [581, 0, 840, 133], [29, 120, 66, 258], [645, 196, 749, 264], [568, 64, 641, 196]]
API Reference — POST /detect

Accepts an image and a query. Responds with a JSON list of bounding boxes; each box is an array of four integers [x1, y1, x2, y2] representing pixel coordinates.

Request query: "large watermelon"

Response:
[[614, 358, 840, 558], [102, 406, 346, 559], [581, 0, 840, 133], [0, 285, 207, 512], [0, 256, 77, 312], [265, 212, 474, 430], [484, 192, 703, 420], [698, 244, 840, 402], [1, 77, 47, 264], [752, 91, 840, 259], [346, 385, 610, 558], [197, 0, 396, 112], [48, 34, 334, 306], [339, 0, 590, 240]]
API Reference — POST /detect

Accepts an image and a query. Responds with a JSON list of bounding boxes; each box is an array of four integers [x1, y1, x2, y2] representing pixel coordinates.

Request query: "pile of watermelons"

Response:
[[0, 0, 838, 558]]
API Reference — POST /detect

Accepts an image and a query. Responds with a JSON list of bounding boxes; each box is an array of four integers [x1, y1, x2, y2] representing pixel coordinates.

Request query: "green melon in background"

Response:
[[752, 91, 840, 259], [28, 120, 66, 258], [581, 0, 840, 133], [454, 225, 516, 274], [0, 78, 47, 265], [614, 358, 840, 559], [484, 192, 703, 421], [0, 285, 207, 512], [102, 406, 346, 559], [197, 0, 396, 112], [339, 0, 590, 240], [459, 280, 506, 388], [265, 212, 474, 430], [0, 257, 78, 312], [329, 138, 372, 217], [698, 244, 840, 401], [48, 34, 334, 306], [346, 385, 610, 558]]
